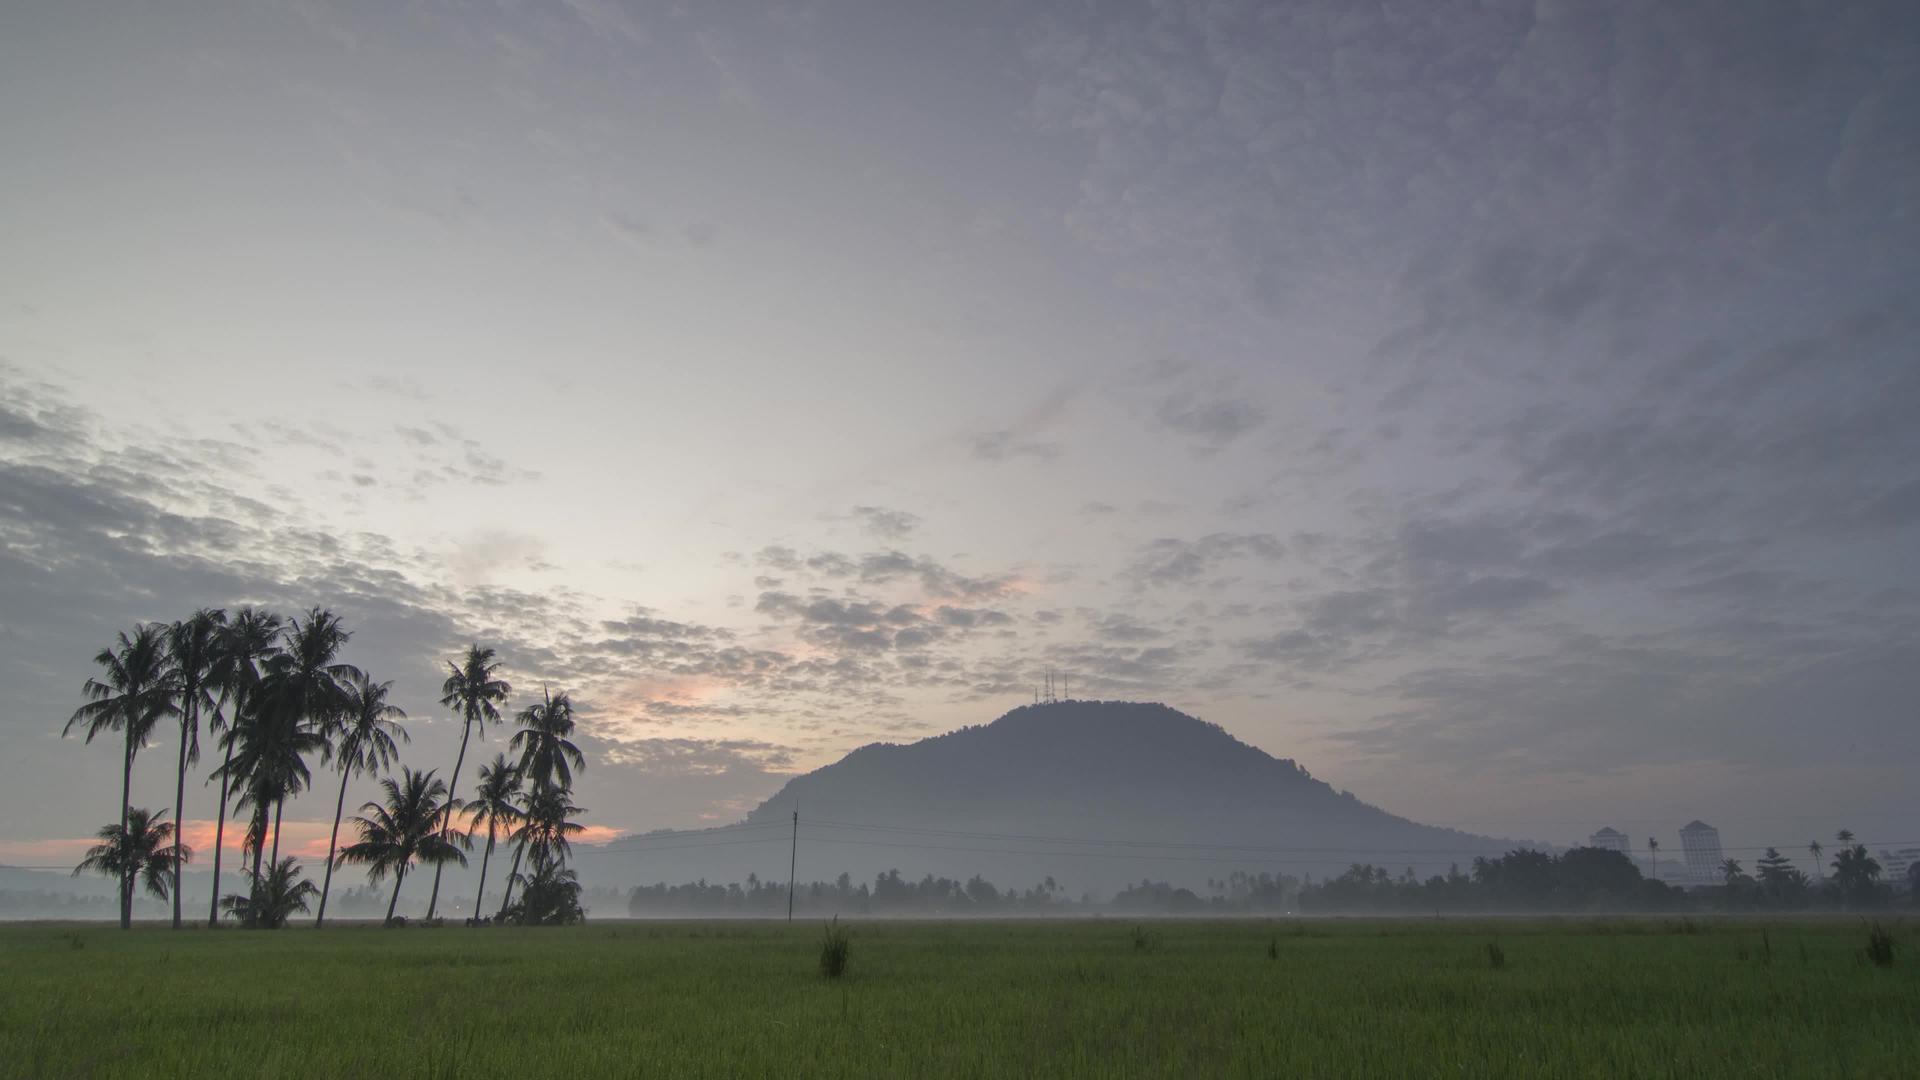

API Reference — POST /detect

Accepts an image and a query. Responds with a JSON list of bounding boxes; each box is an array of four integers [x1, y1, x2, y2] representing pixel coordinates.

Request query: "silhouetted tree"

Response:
[[165, 608, 225, 930], [501, 852, 584, 925], [428, 646, 510, 920], [64, 624, 179, 928], [221, 857, 319, 929], [314, 672, 407, 928], [204, 607, 281, 927], [338, 767, 467, 922], [72, 807, 191, 913], [1830, 843, 1882, 908], [466, 754, 523, 922], [510, 687, 585, 794]]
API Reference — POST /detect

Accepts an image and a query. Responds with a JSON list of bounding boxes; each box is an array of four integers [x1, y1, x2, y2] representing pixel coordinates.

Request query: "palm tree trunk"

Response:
[[270, 798, 283, 868], [120, 730, 134, 930], [314, 766, 351, 928], [425, 719, 473, 920], [171, 702, 192, 930], [386, 866, 406, 922], [250, 801, 267, 885], [472, 827, 495, 922], [207, 740, 234, 927], [497, 838, 525, 919]]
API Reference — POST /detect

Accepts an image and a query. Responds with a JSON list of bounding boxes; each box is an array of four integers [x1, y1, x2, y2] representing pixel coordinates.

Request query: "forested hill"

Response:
[[576, 701, 1521, 897], [745, 700, 1408, 831]]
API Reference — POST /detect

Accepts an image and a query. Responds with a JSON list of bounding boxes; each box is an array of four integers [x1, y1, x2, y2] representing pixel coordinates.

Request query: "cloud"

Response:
[[968, 429, 1062, 462], [850, 505, 921, 540], [1124, 533, 1286, 587], [1154, 391, 1265, 451], [965, 385, 1075, 463]]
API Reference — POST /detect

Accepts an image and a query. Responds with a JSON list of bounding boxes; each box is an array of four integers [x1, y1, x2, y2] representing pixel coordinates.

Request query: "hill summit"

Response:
[[744, 700, 1402, 831], [578, 701, 1518, 896]]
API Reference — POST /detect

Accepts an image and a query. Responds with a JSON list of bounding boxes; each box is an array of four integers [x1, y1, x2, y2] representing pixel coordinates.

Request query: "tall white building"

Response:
[[1679, 820, 1724, 885], [1588, 827, 1630, 854], [1879, 848, 1920, 890]]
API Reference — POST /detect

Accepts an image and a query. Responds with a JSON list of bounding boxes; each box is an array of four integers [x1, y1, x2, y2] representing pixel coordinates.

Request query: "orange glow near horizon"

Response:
[[6, 815, 629, 868]]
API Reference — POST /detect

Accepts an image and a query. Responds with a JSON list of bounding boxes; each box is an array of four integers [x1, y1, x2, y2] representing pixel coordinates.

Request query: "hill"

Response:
[[575, 700, 1521, 898]]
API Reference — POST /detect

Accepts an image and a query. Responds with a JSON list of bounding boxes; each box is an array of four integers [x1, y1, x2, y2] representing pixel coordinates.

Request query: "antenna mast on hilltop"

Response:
[[1039, 668, 1072, 704]]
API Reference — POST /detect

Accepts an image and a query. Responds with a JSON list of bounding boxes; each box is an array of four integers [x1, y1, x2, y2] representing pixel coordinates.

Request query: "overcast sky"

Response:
[[3, 1, 1917, 873]]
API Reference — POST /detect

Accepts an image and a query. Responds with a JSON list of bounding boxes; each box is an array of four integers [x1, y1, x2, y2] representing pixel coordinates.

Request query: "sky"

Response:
[[2, 1, 1917, 879]]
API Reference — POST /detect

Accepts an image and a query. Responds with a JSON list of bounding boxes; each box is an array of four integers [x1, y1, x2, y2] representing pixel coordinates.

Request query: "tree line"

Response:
[[61, 606, 589, 929], [620, 845, 1917, 917]]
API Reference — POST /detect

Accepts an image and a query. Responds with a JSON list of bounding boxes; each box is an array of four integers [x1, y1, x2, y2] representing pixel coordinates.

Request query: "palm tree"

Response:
[[426, 646, 510, 920], [510, 687, 585, 794], [466, 754, 524, 922], [65, 624, 179, 928], [1837, 829, 1855, 847], [205, 607, 281, 928], [165, 608, 226, 930], [502, 855, 584, 926], [214, 690, 327, 901], [501, 787, 587, 924], [73, 807, 191, 914], [220, 857, 319, 929], [498, 786, 587, 918], [338, 768, 467, 923], [1647, 837, 1659, 882], [247, 608, 359, 875], [1808, 839, 1824, 880], [314, 672, 408, 928], [1721, 857, 1744, 885]]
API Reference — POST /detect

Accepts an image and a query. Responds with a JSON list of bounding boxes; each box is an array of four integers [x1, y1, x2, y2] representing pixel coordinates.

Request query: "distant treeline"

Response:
[[0, 890, 167, 918], [622, 847, 1916, 916]]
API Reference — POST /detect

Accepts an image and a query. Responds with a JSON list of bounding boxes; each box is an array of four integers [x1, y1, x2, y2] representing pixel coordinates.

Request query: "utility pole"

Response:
[[787, 808, 799, 923]]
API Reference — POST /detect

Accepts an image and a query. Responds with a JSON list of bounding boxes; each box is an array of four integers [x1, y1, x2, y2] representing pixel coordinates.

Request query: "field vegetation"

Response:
[[3, 917, 1915, 1078]]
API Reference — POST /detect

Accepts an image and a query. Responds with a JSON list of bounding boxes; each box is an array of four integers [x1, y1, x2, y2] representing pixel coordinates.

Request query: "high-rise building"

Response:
[[1878, 848, 1920, 890], [1679, 820, 1724, 885], [1588, 827, 1630, 854]]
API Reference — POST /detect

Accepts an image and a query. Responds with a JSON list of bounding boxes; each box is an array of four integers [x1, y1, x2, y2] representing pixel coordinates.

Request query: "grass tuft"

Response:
[[1486, 942, 1506, 970], [819, 916, 850, 978], [1863, 922, 1895, 968], [1130, 924, 1159, 952]]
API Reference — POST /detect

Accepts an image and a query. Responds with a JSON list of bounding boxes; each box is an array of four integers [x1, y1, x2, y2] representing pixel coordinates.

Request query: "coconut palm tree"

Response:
[[338, 768, 467, 923], [501, 788, 587, 924], [1721, 857, 1745, 885], [314, 672, 408, 928], [466, 754, 523, 922], [1808, 839, 1824, 880], [498, 786, 587, 917], [1647, 837, 1659, 882], [165, 608, 226, 930], [245, 608, 358, 874], [205, 607, 281, 927], [510, 687, 585, 795], [214, 690, 327, 900], [65, 624, 179, 928], [426, 646, 511, 920], [502, 854, 584, 926], [220, 857, 319, 929], [72, 807, 191, 914]]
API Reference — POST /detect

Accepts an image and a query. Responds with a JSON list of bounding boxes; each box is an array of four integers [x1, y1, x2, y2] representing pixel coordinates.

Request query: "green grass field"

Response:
[[3, 917, 1915, 1078]]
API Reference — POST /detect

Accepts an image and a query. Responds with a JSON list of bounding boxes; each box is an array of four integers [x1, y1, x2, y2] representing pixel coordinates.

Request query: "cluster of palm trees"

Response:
[[62, 606, 588, 929], [1706, 830, 1893, 909]]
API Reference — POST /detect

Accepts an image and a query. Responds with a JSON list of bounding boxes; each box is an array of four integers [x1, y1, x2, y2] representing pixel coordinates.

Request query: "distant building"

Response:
[[1588, 827, 1630, 854], [1679, 820, 1724, 885], [1878, 848, 1920, 890]]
